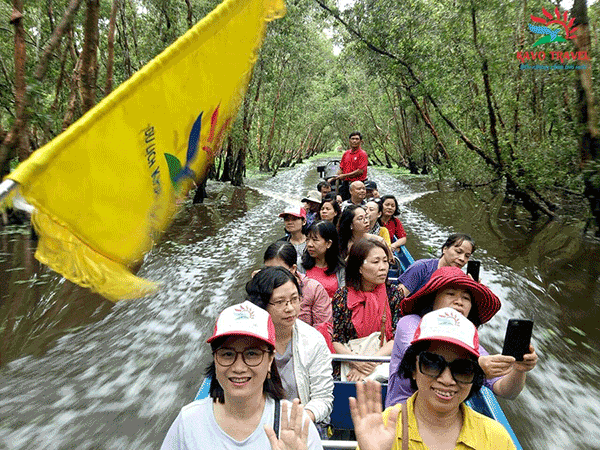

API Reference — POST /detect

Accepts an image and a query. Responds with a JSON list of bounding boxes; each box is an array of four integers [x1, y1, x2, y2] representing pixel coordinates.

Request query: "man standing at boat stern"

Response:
[[328, 132, 368, 201]]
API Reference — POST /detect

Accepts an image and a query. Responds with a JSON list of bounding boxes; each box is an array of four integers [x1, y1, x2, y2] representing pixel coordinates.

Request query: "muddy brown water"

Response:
[[1, 160, 599, 449]]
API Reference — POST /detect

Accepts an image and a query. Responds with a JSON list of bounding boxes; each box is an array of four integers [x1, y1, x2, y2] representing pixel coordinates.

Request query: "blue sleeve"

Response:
[[386, 315, 420, 408], [397, 260, 429, 294]]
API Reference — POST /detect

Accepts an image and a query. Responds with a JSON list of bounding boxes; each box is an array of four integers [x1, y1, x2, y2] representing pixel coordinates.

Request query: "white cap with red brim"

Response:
[[278, 205, 307, 219], [411, 307, 480, 357], [207, 301, 276, 348]]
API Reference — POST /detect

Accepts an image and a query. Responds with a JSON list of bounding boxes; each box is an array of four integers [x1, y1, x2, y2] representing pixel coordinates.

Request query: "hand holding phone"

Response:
[[502, 319, 534, 361], [467, 260, 481, 282]]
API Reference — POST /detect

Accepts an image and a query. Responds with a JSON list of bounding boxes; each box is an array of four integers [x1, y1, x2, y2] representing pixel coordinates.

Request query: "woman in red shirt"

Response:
[[302, 221, 345, 299], [380, 195, 407, 252]]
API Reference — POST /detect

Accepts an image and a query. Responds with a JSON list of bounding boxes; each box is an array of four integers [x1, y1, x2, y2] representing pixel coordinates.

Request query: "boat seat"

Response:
[[387, 255, 403, 284], [330, 381, 388, 430]]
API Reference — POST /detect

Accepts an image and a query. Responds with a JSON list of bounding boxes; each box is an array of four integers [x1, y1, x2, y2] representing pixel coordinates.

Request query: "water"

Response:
[[1, 160, 599, 449]]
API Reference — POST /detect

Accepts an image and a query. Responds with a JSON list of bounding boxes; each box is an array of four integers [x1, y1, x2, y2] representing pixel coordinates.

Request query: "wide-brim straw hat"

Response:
[[400, 266, 501, 325]]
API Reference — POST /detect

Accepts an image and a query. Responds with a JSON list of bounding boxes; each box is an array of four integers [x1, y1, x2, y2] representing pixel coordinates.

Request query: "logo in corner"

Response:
[[516, 5, 589, 70], [528, 7, 577, 47]]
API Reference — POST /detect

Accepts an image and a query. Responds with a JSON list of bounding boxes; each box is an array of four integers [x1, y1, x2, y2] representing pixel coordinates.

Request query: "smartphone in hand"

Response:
[[466, 260, 481, 281], [502, 319, 533, 361]]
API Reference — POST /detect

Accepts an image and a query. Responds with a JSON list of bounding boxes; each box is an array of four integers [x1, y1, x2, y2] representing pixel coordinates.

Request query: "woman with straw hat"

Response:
[[385, 266, 537, 408]]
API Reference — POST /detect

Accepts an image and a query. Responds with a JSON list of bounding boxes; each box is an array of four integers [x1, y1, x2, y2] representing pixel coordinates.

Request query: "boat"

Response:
[[193, 247, 523, 449], [192, 161, 523, 448]]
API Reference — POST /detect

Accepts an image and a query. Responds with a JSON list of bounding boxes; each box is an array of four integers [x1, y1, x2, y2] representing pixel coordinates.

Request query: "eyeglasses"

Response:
[[269, 297, 300, 309], [214, 348, 269, 367], [418, 351, 479, 384]]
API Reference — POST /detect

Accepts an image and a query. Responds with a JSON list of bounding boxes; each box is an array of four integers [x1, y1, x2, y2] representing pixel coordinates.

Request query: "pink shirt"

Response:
[[297, 273, 332, 327], [305, 266, 339, 299]]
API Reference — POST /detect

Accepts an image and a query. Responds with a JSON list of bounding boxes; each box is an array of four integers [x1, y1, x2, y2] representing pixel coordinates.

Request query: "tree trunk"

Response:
[[105, 0, 119, 95], [35, 0, 83, 81], [572, 0, 600, 233], [192, 177, 207, 204], [63, 56, 82, 130], [184, 0, 193, 29], [471, 3, 502, 169], [118, 4, 132, 78], [220, 137, 234, 182], [9, 1, 27, 164], [405, 91, 449, 162], [80, 0, 100, 113], [265, 78, 285, 172], [0, 0, 83, 177], [47, 0, 55, 32], [232, 66, 262, 186], [51, 32, 72, 113]]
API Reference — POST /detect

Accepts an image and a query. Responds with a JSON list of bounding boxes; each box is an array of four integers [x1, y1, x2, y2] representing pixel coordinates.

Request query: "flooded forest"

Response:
[[2, 0, 600, 449]]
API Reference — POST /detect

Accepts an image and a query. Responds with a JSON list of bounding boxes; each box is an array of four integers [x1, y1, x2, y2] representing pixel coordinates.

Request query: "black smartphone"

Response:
[[466, 260, 481, 281], [502, 319, 533, 361]]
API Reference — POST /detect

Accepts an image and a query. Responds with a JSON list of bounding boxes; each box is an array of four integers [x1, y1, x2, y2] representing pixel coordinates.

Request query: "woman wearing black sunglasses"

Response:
[[386, 266, 538, 408], [350, 308, 516, 450]]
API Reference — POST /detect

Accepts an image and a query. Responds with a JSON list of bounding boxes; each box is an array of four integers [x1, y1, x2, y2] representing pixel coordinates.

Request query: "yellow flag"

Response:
[[5, 0, 286, 301]]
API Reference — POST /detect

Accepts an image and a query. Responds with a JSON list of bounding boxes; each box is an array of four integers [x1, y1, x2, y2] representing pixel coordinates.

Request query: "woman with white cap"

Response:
[[350, 308, 517, 450], [160, 301, 323, 450], [385, 266, 537, 408]]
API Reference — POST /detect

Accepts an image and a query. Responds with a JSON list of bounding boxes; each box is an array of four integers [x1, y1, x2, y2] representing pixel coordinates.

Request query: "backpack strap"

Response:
[[273, 398, 281, 439]]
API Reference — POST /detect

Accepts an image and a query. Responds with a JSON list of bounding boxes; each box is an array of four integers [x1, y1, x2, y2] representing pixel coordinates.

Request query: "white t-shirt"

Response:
[[160, 396, 323, 450]]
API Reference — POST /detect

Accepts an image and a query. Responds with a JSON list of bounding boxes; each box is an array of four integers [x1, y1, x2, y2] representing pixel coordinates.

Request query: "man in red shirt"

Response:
[[328, 132, 368, 200]]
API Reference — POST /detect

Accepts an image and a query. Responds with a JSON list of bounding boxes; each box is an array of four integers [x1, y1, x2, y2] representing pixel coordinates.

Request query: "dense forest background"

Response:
[[1, 0, 600, 228]]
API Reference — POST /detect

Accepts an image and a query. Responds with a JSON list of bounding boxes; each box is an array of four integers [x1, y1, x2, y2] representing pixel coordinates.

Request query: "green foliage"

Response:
[[0, 0, 594, 209], [328, 0, 590, 205]]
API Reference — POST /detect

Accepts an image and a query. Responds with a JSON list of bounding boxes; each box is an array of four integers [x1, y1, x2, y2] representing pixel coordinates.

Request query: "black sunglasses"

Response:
[[418, 351, 479, 384]]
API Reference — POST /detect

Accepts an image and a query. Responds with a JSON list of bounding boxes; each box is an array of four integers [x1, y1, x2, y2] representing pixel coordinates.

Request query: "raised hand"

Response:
[[265, 399, 310, 450], [478, 354, 515, 378], [349, 380, 399, 450], [514, 344, 538, 373]]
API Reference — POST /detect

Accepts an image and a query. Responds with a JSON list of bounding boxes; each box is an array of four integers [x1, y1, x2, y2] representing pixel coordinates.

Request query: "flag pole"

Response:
[[0, 179, 18, 203]]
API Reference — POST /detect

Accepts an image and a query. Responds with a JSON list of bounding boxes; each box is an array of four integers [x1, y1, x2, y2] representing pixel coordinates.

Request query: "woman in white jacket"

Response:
[[246, 266, 334, 425]]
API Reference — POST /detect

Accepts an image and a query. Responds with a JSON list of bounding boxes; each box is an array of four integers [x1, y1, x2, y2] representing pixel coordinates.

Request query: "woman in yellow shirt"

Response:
[[365, 199, 392, 246], [350, 308, 516, 450]]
